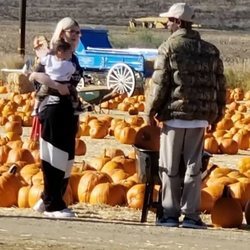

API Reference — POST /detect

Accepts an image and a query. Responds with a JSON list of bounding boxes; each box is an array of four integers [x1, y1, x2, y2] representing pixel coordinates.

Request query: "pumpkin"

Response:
[[101, 161, 124, 176], [104, 148, 125, 158], [237, 157, 250, 173], [109, 169, 129, 183], [126, 183, 145, 209], [116, 126, 136, 145], [204, 137, 219, 154], [111, 155, 136, 176], [211, 186, 243, 228], [128, 106, 139, 115], [4, 121, 23, 135], [134, 125, 160, 151], [28, 184, 44, 207], [19, 163, 40, 185], [219, 138, 238, 154], [75, 138, 87, 156], [89, 183, 126, 206], [17, 185, 30, 208], [78, 171, 112, 203], [0, 145, 11, 164], [88, 150, 111, 171], [200, 184, 224, 214], [7, 148, 35, 164], [89, 123, 108, 139], [245, 200, 250, 225], [228, 182, 250, 209], [0, 165, 24, 207]]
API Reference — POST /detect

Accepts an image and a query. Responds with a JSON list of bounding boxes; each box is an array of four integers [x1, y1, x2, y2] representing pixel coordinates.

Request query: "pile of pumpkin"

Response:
[[0, 145, 155, 212], [200, 157, 250, 228], [204, 88, 250, 154], [77, 114, 147, 145], [99, 94, 145, 115]]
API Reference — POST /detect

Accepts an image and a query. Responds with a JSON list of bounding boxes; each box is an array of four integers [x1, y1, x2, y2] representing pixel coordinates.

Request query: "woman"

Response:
[[30, 17, 83, 218]]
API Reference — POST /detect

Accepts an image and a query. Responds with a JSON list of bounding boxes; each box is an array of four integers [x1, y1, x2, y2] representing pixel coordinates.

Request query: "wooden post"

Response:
[[19, 0, 26, 57]]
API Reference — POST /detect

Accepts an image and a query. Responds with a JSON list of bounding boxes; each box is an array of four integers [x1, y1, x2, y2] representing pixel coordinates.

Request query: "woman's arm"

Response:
[[29, 72, 70, 95]]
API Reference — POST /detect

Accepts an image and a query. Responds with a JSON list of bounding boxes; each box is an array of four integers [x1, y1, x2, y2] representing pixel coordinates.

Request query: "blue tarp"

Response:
[[78, 28, 112, 50]]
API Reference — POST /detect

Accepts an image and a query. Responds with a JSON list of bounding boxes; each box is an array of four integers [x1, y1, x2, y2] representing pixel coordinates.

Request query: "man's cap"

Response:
[[159, 3, 195, 23]]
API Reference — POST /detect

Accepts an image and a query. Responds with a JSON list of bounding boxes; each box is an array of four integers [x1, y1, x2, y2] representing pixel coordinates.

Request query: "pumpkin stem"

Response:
[[8, 164, 17, 174], [222, 185, 231, 198]]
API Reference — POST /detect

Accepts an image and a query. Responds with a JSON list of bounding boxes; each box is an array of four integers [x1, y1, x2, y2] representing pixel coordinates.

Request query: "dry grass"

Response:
[[0, 21, 250, 91]]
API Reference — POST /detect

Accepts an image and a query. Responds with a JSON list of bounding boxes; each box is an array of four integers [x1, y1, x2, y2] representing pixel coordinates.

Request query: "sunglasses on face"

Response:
[[64, 29, 81, 35]]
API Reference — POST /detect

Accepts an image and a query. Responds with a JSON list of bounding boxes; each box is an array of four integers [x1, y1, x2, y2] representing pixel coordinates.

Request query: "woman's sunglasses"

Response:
[[65, 29, 81, 35]]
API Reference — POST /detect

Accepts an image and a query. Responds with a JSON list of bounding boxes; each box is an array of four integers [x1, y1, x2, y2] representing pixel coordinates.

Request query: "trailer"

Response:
[[75, 28, 158, 97]]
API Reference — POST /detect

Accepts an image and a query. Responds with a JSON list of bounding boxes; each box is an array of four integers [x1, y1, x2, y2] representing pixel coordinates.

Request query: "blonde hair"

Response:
[[50, 17, 79, 50], [33, 35, 49, 50]]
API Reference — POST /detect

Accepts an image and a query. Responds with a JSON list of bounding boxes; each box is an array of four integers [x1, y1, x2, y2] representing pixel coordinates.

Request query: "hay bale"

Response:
[[7, 73, 34, 94]]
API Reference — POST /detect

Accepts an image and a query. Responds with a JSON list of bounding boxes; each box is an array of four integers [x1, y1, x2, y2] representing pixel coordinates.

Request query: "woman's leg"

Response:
[[39, 98, 77, 212]]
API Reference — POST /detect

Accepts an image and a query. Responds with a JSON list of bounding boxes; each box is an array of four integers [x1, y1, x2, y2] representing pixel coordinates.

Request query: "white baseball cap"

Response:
[[159, 3, 195, 23]]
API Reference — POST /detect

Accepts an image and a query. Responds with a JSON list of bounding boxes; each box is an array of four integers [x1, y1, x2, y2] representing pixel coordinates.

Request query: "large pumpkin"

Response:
[[78, 171, 112, 203], [7, 148, 35, 164], [134, 125, 160, 151], [126, 183, 145, 209], [0, 165, 24, 207], [89, 183, 126, 206], [211, 186, 243, 228]]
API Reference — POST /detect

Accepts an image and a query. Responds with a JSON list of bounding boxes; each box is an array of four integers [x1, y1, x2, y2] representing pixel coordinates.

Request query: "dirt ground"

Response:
[[0, 120, 250, 250]]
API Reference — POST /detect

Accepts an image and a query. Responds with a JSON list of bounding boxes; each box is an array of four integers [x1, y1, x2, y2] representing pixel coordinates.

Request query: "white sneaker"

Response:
[[33, 199, 45, 213], [43, 208, 77, 218]]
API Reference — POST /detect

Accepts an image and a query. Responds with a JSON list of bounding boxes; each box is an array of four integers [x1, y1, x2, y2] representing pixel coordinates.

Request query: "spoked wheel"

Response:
[[107, 63, 136, 97]]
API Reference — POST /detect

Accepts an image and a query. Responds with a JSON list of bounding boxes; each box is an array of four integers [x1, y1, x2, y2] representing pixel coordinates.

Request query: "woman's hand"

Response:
[[54, 82, 70, 95]]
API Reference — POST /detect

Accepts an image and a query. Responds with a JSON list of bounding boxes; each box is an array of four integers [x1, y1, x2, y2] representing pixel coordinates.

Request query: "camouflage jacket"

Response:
[[146, 28, 226, 125]]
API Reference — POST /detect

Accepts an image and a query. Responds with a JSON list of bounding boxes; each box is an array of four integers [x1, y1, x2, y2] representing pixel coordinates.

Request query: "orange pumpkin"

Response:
[[89, 183, 126, 206], [78, 171, 112, 203], [7, 148, 35, 164], [126, 183, 145, 209], [134, 125, 160, 151], [211, 186, 243, 228]]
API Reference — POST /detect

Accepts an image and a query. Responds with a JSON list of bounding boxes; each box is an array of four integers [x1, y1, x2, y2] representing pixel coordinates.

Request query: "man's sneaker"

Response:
[[33, 199, 45, 213], [43, 208, 77, 218], [156, 217, 179, 227], [182, 217, 207, 229]]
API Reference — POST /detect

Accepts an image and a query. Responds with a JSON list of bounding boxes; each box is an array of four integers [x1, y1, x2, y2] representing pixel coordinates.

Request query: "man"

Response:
[[146, 3, 226, 229]]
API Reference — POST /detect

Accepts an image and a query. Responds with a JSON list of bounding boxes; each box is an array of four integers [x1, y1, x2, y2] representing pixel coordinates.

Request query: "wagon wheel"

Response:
[[107, 63, 136, 97]]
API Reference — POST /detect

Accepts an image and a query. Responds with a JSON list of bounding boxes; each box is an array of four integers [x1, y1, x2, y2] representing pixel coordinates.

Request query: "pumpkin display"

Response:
[[211, 186, 243, 228]]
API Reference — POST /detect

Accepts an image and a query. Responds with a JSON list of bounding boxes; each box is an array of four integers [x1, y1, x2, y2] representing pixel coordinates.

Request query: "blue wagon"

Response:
[[75, 28, 158, 96]]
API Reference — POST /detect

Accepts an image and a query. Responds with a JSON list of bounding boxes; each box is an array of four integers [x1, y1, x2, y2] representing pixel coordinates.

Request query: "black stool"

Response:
[[133, 145, 162, 223], [134, 145, 213, 223]]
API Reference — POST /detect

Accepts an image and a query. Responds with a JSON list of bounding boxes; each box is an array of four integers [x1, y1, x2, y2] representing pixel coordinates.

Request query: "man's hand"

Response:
[[146, 112, 157, 127], [206, 124, 217, 133]]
